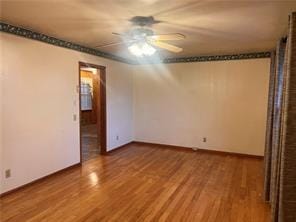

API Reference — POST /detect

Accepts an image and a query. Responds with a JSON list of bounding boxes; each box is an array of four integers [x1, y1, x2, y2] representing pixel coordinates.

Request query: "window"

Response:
[[81, 81, 93, 111]]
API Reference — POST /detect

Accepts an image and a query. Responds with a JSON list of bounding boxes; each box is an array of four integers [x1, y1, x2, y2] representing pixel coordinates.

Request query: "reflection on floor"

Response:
[[0, 143, 270, 221], [81, 124, 100, 161]]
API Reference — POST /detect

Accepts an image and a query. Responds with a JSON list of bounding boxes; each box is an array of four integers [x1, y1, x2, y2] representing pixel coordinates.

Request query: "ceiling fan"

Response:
[[95, 16, 185, 57]]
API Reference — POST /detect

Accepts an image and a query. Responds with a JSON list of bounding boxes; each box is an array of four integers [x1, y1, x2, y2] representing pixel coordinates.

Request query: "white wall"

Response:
[[0, 31, 271, 194], [0, 33, 133, 194], [132, 59, 270, 156]]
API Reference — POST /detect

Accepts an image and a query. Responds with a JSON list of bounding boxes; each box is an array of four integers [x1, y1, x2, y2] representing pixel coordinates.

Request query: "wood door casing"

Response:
[[79, 62, 107, 158]]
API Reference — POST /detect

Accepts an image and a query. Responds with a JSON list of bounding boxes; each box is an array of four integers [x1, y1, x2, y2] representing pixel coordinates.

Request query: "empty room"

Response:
[[1, 1, 296, 221]]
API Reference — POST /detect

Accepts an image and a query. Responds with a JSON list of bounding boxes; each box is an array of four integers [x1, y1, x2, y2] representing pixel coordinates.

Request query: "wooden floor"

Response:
[[0, 143, 270, 222]]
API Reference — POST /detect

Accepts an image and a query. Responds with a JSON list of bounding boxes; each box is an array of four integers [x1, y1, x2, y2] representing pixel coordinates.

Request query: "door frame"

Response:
[[78, 61, 107, 163]]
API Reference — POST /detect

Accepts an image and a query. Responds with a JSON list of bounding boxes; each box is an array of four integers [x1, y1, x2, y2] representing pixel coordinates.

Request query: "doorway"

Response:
[[79, 62, 106, 163]]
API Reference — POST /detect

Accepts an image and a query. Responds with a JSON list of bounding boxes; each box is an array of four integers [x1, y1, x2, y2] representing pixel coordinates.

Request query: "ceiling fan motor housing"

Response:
[[129, 16, 161, 27], [129, 28, 154, 40]]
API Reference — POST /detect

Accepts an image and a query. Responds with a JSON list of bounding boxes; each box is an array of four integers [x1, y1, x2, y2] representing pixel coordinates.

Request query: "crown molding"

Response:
[[0, 22, 137, 64], [133, 51, 271, 65], [161, 51, 271, 64], [0, 21, 271, 65]]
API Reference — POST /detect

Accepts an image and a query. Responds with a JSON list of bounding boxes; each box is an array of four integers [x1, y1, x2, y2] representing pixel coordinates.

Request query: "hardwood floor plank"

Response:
[[0, 143, 270, 222]]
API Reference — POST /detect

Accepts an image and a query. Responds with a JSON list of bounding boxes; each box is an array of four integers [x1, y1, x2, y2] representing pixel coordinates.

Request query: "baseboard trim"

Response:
[[106, 141, 134, 154], [132, 141, 263, 159], [0, 163, 81, 198], [0, 141, 262, 197]]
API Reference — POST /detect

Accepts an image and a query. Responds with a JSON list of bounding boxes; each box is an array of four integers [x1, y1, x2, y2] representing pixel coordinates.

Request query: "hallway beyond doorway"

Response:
[[81, 124, 100, 161]]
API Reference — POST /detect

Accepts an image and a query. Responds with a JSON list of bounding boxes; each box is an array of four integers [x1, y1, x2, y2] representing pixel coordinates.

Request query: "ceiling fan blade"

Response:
[[112, 32, 123, 36], [94, 38, 138, 48], [112, 32, 136, 40], [148, 33, 185, 41], [149, 40, 183, 53], [94, 41, 126, 48]]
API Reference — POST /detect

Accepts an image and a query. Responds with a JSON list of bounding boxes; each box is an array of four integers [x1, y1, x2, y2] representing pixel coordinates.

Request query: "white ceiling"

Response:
[[1, 0, 296, 60]]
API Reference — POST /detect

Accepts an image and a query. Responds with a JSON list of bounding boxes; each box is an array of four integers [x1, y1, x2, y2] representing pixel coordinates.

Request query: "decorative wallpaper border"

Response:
[[0, 21, 271, 65], [162, 51, 271, 64], [0, 22, 136, 64]]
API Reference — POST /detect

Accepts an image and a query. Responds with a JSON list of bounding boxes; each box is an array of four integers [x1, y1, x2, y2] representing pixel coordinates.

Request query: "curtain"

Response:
[[264, 12, 296, 222], [277, 12, 296, 222], [270, 39, 286, 220], [264, 51, 276, 202], [264, 39, 286, 205]]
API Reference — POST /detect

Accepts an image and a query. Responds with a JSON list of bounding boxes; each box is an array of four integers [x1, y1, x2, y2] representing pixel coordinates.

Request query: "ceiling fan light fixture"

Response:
[[128, 42, 156, 57], [142, 42, 156, 55], [128, 43, 143, 57]]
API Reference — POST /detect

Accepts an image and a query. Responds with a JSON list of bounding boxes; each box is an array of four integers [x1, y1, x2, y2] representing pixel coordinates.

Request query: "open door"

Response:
[[79, 62, 106, 163]]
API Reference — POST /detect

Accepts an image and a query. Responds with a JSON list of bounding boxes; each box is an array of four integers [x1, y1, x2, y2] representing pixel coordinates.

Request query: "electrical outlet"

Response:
[[203, 137, 207, 142], [116, 135, 119, 140], [73, 114, 77, 121], [5, 169, 11, 178]]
